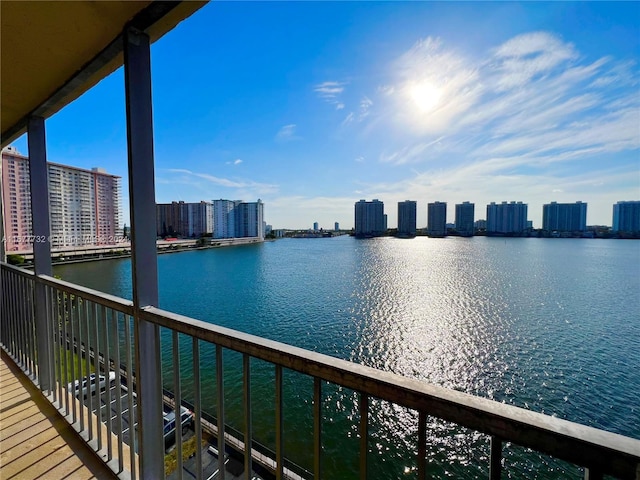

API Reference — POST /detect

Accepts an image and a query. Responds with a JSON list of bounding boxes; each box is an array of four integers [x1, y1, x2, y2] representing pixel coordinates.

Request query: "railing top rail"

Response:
[[37, 273, 134, 314], [141, 305, 640, 478], [1, 262, 35, 278]]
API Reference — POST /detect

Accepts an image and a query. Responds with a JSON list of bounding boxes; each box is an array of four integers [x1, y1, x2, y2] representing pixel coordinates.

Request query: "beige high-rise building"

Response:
[[1, 146, 121, 251]]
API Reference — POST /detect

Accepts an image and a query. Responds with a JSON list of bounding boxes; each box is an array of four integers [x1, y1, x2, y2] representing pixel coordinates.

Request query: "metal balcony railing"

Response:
[[1, 261, 639, 480]]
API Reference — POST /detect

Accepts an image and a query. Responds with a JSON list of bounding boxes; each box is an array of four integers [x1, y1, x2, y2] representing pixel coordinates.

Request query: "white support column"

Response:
[[123, 26, 164, 479], [27, 116, 53, 391]]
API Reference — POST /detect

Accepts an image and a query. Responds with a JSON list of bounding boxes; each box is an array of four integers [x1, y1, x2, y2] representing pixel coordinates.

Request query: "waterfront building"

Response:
[[354, 199, 385, 237], [486, 201, 528, 234], [213, 198, 264, 239], [335, 222, 339, 231], [455, 201, 475, 236], [397, 200, 417, 237], [474, 219, 487, 230], [313, 221, 319, 231], [427, 201, 447, 237], [542, 201, 587, 232], [2, 146, 121, 251], [612, 201, 640, 232], [156, 201, 213, 238], [213, 199, 241, 239]]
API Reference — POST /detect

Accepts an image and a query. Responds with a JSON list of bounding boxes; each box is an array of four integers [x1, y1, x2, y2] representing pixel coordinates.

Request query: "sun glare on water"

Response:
[[409, 81, 442, 113]]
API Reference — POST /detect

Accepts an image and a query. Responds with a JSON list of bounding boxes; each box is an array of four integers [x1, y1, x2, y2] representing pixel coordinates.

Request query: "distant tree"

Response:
[[7, 254, 25, 265]]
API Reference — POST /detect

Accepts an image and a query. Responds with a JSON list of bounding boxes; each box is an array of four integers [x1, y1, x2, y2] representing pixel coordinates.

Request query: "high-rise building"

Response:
[[213, 198, 264, 239], [156, 201, 213, 238], [397, 200, 417, 237], [313, 222, 319, 231], [612, 201, 640, 232], [354, 199, 385, 237], [2, 146, 121, 251], [542, 201, 587, 232], [236, 199, 264, 239], [212, 199, 241, 239], [334, 222, 339, 231], [486, 201, 528, 234], [427, 201, 447, 237], [455, 201, 475, 236]]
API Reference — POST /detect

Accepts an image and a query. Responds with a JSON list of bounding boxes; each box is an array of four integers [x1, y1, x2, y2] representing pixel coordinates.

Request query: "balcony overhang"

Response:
[[0, 0, 206, 147]]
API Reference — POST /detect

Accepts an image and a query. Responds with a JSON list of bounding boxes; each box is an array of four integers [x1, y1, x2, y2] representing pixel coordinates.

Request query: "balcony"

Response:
[[1, 1, 639, 479]]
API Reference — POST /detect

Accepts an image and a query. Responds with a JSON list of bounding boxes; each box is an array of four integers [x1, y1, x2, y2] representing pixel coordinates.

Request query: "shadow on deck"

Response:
[[0, 350, 118, 480]]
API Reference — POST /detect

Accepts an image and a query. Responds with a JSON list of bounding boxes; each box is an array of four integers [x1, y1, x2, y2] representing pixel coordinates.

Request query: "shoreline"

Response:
[[7, 237, 265, 267]]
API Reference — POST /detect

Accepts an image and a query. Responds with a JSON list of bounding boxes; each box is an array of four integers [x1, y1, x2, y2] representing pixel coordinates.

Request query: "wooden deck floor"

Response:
[[0, 350, 117, 479]]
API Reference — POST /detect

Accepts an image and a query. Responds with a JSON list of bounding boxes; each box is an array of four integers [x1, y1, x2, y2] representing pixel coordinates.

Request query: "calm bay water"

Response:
[[54, 236, 640, 478]]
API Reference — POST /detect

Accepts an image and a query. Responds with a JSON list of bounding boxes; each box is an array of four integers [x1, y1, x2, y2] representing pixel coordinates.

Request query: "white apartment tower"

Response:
[[213, 199, 264, 239]]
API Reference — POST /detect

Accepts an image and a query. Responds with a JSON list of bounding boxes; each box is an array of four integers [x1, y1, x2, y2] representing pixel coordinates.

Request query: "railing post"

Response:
[[124, 25, 163, 479], [27, 116, 53, 392]]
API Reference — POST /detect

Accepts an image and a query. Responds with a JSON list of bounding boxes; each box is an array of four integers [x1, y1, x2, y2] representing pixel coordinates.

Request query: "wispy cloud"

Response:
[[315, 80, 348, 110], [275, 124, 300, 142], [225, 158, 243, 165], [164, 168, 278, 194]]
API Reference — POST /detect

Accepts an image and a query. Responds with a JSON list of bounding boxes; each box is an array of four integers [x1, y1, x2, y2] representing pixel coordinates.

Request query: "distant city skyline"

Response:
[[7, 2, 639, 229]]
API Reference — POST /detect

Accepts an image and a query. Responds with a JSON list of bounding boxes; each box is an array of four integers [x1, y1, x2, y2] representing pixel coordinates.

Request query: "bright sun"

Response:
[[409, 82, 442, 113]]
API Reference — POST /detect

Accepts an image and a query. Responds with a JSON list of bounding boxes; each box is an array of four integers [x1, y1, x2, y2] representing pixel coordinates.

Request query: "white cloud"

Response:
[[359, 96, 373, 120], [342, 112, 355, 126], [275, 124, 300, 142], [492, 32, 577, 91], [164, 168, 278, 194], [234, 159, 243, 165], [314, 81, 346, 98], [315, 81, 348, 110]]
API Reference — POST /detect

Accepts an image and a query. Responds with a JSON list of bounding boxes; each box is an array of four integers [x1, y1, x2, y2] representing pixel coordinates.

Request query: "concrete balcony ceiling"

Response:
[[0, 0, 206, 146]]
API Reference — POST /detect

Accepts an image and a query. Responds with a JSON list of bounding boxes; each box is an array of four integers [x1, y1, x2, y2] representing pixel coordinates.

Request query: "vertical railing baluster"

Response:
[[193, 338, 203, 480], [101, 305, 113, 461], [275, 365, 283, 480], [45, 285, 56, 396], [61, 291, 70, 416], [55, 287, 64, 408], [23, 276, 29, 374], [77, 295, 85, 433], [29, 275, 36, 380], [418, 411, 426, 480], [243, 354, 252, 480], [124, 314, 137, 480], [25, 275, 32, 371], [69, 294, 77, 425], [93, 302, 103, 452], [17, 275, 25, 368], [313, 377, 322, 480], [28, 277, 37, 380], [112, 311, 124, 473], [84, 298, 94, 441], [489, 435, 502, 480], [173, 331, 183, 480], [584, 467, 604, 480], [217, 345, 226, 480], [359, 393, 369, 480]]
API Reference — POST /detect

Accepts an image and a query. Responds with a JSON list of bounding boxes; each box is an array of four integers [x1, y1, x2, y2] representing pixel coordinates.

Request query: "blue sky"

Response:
[[12, 1, 640, 229]]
